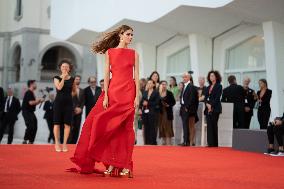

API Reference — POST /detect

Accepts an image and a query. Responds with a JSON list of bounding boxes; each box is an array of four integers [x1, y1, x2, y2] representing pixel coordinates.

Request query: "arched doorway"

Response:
[[11, 45, 21, 82], [40, 46, 76, 81]]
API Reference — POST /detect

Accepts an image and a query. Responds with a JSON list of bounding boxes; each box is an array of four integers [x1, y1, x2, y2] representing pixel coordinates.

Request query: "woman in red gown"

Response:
[[70, 25, 139, 178]]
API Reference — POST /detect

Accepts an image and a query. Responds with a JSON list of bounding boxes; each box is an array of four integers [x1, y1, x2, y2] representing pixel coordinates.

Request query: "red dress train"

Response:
[[70, 48, 136, 173]]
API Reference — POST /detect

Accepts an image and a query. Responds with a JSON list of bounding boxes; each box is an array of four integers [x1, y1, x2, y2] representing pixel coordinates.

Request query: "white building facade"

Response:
[[1, 0, 284, 143]]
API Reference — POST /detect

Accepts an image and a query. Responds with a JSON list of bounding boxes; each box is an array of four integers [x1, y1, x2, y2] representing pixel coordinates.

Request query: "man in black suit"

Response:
[[0, 88, 21, 144], [84, 76, 102, 117], [242, 77, 257, 129], [222, 75, 245, 129], [179, 72, 199, 146], [0, 87, 4, 129], [69, 75, 85, 144]]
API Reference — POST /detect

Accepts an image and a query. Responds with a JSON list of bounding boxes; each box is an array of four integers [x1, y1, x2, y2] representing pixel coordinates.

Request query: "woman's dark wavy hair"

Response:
[[149, 71, 160, 83], [207, 70, 222, 85]]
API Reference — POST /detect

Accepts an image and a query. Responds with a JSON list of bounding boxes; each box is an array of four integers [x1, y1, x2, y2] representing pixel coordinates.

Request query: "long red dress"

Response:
[[70, 48, 136, 173]]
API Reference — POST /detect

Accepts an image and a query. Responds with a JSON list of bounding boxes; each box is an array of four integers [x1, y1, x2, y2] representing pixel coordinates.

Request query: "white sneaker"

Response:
[[270, 151, 284, 157]]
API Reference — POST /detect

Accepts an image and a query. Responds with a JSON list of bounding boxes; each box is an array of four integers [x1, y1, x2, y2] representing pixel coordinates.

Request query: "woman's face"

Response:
[[259, 81, 265, 89], [120, 29, 133, 45], [161, 82, 167, 91], [60, 63, 70, 74], [178, 82, 184, 91], [151, 73, 159, 82], [147, 80, 154, 89], [169, 78, 175, 86], [210, 73, 216, 83]]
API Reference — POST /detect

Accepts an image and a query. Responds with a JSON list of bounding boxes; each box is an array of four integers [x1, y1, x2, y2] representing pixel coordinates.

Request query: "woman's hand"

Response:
[[142, 100, 148, 107], [103, 96, 109, 110], [62, 72, 69, 80]]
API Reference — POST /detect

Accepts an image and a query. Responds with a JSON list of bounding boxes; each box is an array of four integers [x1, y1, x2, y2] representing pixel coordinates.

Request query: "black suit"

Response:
[[204, 83, 222, 147], [222, 84, 245, 129], [257, 89, 272, 129], [180, 83, 199, 144], [140, 90, 160, 145], [0, 87, 4, 120], [0, 96, 21, 144], [243, 88, 257, 129], [69, 88, 85, 144], [43, 100, 54, 143], [84, 86, 102, 118]]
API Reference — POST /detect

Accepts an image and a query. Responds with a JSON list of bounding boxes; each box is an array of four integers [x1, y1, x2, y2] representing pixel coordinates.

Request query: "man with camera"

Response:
[[22, 80, 44, 144], [266, 113, 284, 156]]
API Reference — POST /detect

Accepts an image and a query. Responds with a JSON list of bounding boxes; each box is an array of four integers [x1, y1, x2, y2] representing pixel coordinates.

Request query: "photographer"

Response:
[[266, 113, 284, 156], [22, 80, 44, 144]]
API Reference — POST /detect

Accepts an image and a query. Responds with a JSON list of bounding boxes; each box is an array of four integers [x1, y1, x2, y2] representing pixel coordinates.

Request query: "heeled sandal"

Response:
[[103, 166, 114, 177], [119, 169, 133, 178]]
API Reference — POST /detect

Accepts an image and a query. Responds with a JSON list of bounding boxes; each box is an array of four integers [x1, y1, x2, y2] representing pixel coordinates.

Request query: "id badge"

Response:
[[144, 109, 149, 113], [245, 99, 248, 103], [207, 97, 210, 101]]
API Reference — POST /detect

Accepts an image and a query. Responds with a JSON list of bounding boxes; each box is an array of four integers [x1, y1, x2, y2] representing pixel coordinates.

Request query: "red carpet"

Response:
[[0, 145, 283, 189]]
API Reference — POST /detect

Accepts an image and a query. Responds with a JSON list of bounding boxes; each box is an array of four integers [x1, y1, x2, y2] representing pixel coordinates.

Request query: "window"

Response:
[[15, 0, 23, 21], [166, 47, 190, 83], [224, 36, 266, 129]]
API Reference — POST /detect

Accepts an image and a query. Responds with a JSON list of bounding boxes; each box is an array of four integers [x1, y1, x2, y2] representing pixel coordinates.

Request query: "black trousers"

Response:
[[267, 123, 284, 146], [244, 112, 252, 129], [142, 111, 158, 145], [0, 113, 16, 144], [233, 106, 245, 129], [180, 106, 189, 144], [22, 111, 37, 143], [258, 109, 271, 130], [45, 117, 54, 142], [69, 114, 82, 144], [206, 112, 220, 147]]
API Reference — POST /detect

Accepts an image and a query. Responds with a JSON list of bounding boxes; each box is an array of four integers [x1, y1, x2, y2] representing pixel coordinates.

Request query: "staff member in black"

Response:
[[0, 88, 21, 144], [0, 87, 4, 129], [43, 94, 55, 143], [204, 71, 222, 147], [257, 79, 272, 130], [242, 77, 257, 129], [179, 72, 199, 146], [22, 80, 44, 144], [84, 76, 101, 118], [139, 79, 160, 145], [69, 75, 85, 144], [222, 75, 245, 129]]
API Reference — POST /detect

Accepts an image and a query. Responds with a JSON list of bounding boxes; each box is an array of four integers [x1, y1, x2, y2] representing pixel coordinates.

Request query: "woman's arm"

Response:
[[54, 77, 65, 91], [103, 50, 110, 109], [134, 51, 140, 108], [104, 51, 110, 96], [71, 80, 77, 97]]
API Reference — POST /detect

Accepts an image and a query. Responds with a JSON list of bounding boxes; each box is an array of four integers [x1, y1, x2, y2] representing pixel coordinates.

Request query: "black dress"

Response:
[[53, 76, 74, 126]]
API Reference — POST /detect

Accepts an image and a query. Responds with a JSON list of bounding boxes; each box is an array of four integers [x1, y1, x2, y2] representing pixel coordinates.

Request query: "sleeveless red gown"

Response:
[[70, 48, 136, 173]]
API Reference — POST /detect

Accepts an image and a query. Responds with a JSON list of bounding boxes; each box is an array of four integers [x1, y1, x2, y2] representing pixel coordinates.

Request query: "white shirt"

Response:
[[90, 87, 96, 96], [181, 81, 190, 104], [4, 96, 13, 112]]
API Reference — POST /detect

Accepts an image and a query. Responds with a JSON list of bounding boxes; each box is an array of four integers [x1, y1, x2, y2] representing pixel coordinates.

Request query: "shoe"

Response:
[[62, 145, 68, 152], [178, 142, 189, 146], [55, 145, 62, 152], [264, 148, 275, 155], [103, 166, 114, 177], [270, 150, 284, 157], [22, 140, 27, 144], [119, 169, 133, 178]]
